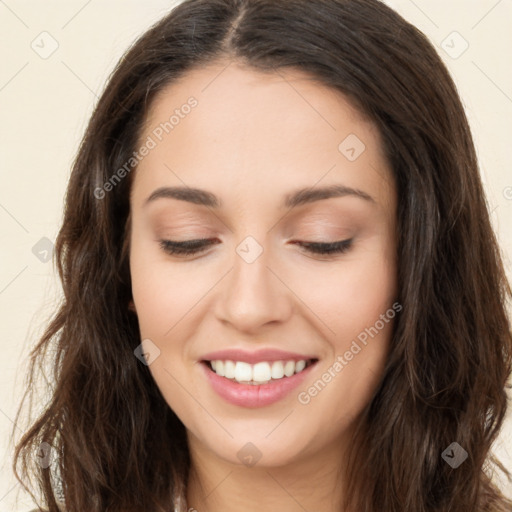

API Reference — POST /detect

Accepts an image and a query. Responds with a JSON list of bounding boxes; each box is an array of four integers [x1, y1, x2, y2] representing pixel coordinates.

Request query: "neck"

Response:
[[185, 433, 352, 512]]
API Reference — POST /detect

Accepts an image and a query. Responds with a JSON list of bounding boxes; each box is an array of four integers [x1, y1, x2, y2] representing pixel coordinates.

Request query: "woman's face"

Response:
[[129, 60, 397, 468]]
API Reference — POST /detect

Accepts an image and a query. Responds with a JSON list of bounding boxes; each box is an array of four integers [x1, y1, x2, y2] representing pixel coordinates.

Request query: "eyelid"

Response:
[[158, 238, 217, 256], [158, 237, 354, 257]]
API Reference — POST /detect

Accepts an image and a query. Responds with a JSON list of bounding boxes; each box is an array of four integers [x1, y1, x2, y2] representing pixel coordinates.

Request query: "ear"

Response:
[[128, 299, 137, 313]]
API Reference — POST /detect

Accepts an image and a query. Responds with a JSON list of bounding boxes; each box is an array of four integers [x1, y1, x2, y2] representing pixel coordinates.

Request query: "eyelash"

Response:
[[158, 238, 353, 257]]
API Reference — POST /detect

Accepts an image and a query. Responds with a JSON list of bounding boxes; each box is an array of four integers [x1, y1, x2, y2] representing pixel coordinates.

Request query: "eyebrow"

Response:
[[143, 184, 375, 209]]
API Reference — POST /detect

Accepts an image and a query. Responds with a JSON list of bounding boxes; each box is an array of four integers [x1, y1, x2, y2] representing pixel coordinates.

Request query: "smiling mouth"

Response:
[[202, 358, 318, 385]]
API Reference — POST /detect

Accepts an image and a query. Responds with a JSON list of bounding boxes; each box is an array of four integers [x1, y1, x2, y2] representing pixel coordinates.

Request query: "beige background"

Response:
[[1, 0, 511, 509]]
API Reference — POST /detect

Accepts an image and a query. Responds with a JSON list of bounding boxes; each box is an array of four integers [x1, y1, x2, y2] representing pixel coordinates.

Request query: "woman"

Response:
[[13, 0, 512, 511]]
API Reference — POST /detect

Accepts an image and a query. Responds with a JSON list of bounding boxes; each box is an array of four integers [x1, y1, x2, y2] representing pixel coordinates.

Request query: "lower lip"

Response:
[[201, 361, 316, 408]]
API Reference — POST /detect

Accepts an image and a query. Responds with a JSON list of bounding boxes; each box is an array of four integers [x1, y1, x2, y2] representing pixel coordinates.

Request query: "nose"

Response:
[[214, 240, 293, 334]]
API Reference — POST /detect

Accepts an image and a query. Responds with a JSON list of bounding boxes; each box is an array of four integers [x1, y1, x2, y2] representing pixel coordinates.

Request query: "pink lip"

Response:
[[200, 348, 317, 364], [200, 360, 318, 408]]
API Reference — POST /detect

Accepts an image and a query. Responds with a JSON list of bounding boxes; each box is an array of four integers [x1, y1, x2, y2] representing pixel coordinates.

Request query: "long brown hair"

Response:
[[12, 1, 512, 511]]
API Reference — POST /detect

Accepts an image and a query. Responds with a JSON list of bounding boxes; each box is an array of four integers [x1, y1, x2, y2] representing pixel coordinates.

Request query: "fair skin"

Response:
[[129, 59, 397, 512]]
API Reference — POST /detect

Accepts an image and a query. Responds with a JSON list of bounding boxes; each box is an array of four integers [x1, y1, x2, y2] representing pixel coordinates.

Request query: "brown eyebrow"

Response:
[[143, 184, 375, 209], [144, 186, 220, 208], [284, 184, 375, 208]]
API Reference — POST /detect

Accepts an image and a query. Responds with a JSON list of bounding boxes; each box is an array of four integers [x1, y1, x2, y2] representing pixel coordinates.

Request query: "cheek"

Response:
[[307, 253, 397, 423], [296, 287, 396, 434], [129, 238, 211, 338], [294, 243, 397, 344], [342, 254, 396, 333]]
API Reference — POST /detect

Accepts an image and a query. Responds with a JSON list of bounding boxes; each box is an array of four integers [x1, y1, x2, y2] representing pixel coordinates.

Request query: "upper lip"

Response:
[[200, 348, 318, 364]]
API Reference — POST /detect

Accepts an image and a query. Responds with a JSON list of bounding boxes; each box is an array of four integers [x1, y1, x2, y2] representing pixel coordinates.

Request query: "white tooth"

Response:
[[252, 362, 271, 382], [295, 360, 306, 373], [271, 361, 285, 379], [284, 360, 295, 377], [224, 360, 236, 379], [234, 361, 252, 382], [214, 359, 308, 382], [215, 360, 225, 377]]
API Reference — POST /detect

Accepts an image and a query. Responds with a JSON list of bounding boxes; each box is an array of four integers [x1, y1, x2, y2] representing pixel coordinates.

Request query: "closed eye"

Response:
[[290, 239, 353, 255], [158, 238, 353, 257]]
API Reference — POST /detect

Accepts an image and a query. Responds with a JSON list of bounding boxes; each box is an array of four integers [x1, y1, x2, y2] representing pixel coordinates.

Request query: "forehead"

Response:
[[131, 60, 394, 211], [144, 60, 373, 145]]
